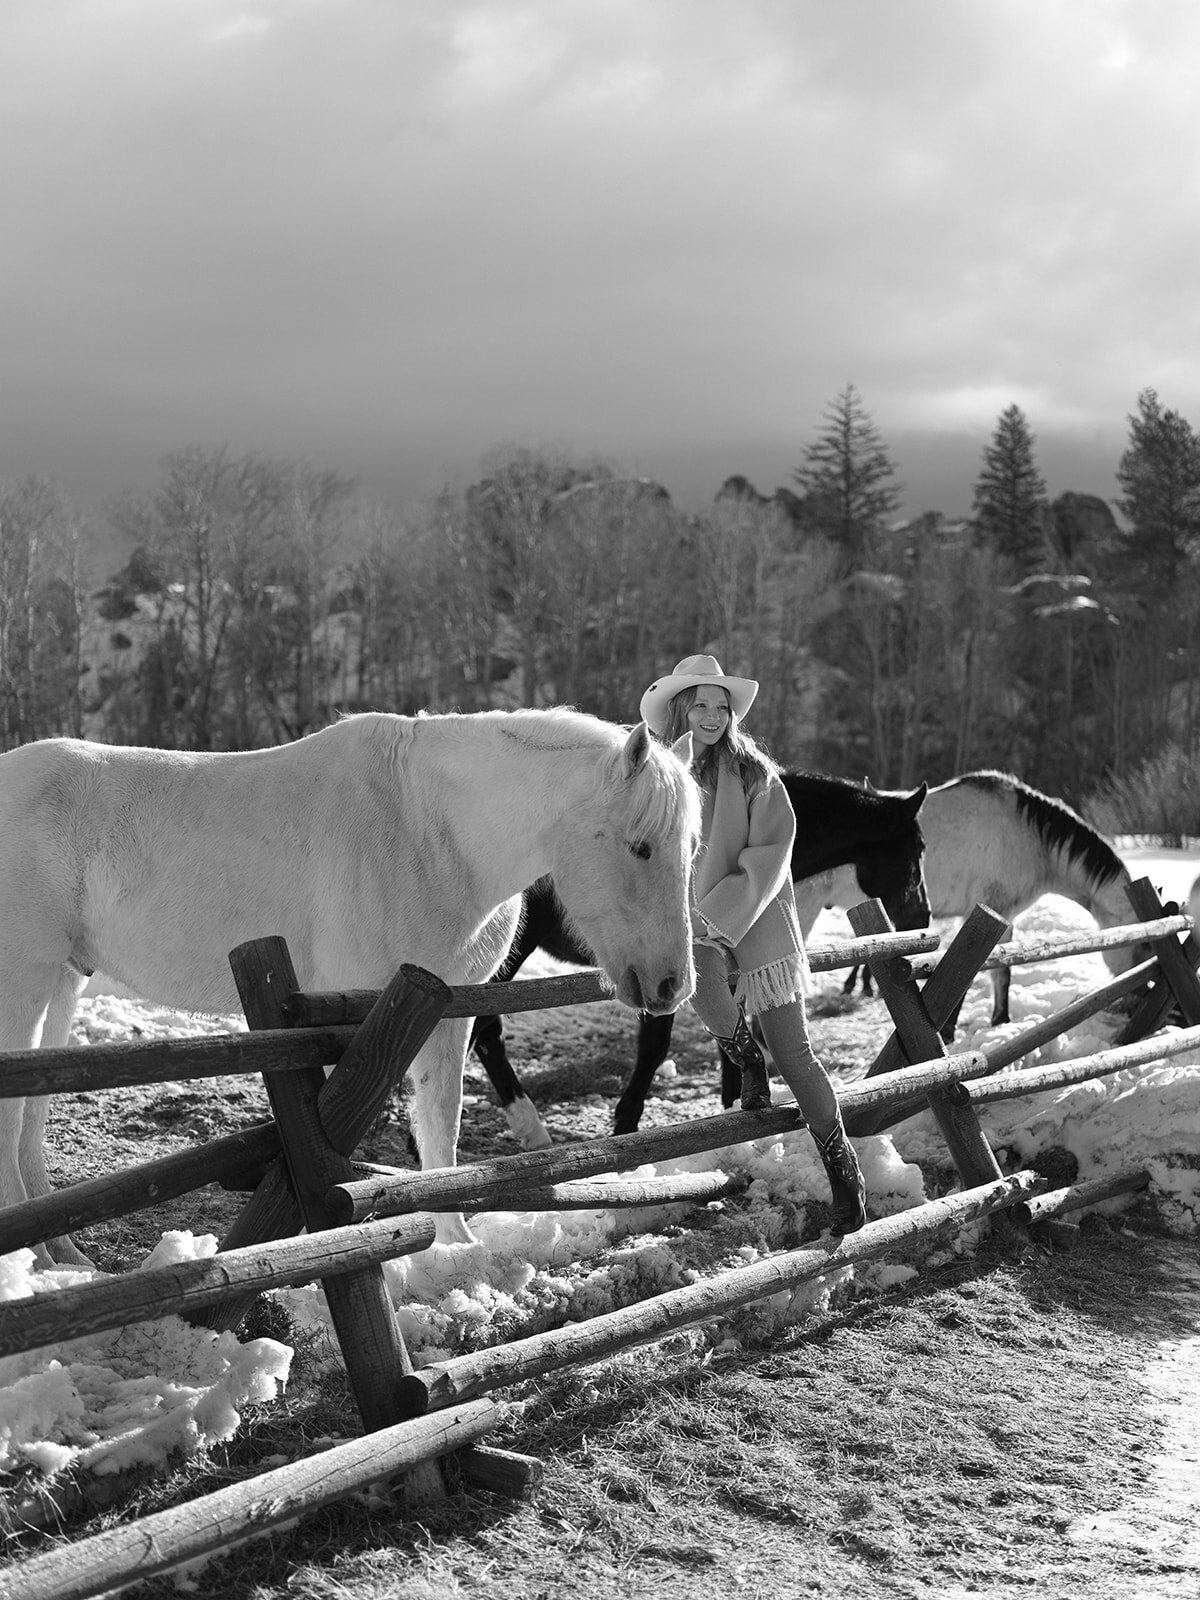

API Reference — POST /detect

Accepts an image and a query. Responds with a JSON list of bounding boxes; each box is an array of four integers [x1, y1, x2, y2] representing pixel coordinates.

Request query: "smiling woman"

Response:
[[641, 653, 868, 1233]]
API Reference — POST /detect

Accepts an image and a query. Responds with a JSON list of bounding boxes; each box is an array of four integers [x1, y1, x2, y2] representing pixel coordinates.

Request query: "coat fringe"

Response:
[[736, 947, 810, 1017]]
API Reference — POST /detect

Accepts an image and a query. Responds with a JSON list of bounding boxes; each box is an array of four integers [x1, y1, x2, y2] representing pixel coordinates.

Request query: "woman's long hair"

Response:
[[661, 686, 779, 791]]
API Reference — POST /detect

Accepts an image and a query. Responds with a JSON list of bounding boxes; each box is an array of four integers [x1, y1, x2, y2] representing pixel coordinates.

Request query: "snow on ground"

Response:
[[2, 850, 1199, 1484]]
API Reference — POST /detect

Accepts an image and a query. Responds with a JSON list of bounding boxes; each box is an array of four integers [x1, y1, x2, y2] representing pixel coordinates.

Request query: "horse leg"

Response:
[[20, 967, 93, 1267], [471, 1015, 552, 1150], [468, 896, 553, 1150], [0, 1094, 34, 1252], [613, 1011, 675, 1135], [0, 967, 74, 1270], [406, 1016, 477, 1246], [990, 966, 1012, 1026]]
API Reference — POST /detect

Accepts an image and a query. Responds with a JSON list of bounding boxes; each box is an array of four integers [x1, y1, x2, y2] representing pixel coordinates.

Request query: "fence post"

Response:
[[864, 904, 1011, 1079], [846, 903, 1009, 1137], [847, 902, 1015, 1216], [1117, 877, 1200, 1032], [223, 937, 450, 1503]]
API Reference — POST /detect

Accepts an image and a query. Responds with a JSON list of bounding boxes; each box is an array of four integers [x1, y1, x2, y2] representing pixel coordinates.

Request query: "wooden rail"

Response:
[[399, 1173, 1044, 1414], [5, 1398, 505, 1600], [290, 926, 942, 1028], [899, 913, 1191, 981]]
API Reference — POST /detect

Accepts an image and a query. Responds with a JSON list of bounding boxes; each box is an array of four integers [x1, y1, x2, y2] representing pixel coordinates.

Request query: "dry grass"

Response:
[[3, 979, 1197, 1598]]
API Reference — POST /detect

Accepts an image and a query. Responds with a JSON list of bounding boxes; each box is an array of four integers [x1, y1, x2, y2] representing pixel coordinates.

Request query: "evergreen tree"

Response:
[[1114, 387, 1200, 597], [972, 404, 1048, 574], [792, 384, 901, 569]]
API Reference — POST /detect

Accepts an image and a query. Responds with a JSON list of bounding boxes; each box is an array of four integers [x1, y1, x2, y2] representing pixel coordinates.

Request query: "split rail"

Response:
[[4, 877, 1200, 1599]]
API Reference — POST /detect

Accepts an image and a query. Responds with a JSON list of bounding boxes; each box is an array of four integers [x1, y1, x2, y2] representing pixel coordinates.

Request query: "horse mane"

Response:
[[598, 728, 699, 847], [951, 770, 1128, 887], [487, 706, 698, 845], [341, 706, 696, 847]]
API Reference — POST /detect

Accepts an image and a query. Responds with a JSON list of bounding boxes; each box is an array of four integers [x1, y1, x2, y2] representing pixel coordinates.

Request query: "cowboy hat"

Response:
[[639, 654, 759, 736]]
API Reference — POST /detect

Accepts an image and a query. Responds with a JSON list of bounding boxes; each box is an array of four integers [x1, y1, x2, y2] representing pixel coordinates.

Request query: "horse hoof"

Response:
[[432, 1214, 478, 1248], [48, 1237, 97, 1271], [505, 1096, 553, 1151]]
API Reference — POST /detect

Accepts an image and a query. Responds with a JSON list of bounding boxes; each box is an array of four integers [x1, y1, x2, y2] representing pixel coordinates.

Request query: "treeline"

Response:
[[3, 385, 1199, 814]]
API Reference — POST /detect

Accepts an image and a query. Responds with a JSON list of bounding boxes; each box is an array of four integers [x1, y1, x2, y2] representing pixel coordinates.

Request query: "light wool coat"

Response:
[[693, 761, 809, 1015]]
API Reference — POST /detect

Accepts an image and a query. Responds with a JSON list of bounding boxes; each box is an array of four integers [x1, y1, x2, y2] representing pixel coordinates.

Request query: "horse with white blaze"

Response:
[[0, 710, 700, 1265], [849, 770, 1139, 1032]]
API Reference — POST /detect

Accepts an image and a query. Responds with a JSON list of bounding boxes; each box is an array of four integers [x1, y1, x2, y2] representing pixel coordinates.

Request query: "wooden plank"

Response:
[[226, 939, 443, 1505], [345, 1165, 747, 1213], [0, 1029, 354, 1100], [3, 1398, 502, 1600], [0, 1211, 437, 1358], [289, 930, 943, 1027], [900, 913, 1190, 981], [397, 1173, 1042, 1415], [0, 1121, 280, 1257], [296, 970, 613, 1028], [327, 1105, 807, 1224], [1012, 1169, 1150, 1226], [849, 901, 1008, 1199], [964, 1024, 1200, 1107], [458, 1444, 545, 1499], [1124, 877, 1200, 1027], [317, 964, 450, 1155], [865, 904, 1010, 1079], [846, 956, 1160, 1138]]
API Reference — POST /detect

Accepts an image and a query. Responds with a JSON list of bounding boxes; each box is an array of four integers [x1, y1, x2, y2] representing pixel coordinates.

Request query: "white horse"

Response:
[[859, 771, 1137, 1029], [0, 710, 700, 1264]]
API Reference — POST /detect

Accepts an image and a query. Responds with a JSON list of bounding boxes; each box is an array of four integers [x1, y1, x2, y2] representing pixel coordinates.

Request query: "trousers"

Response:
[[688, 940, 838, 1136]]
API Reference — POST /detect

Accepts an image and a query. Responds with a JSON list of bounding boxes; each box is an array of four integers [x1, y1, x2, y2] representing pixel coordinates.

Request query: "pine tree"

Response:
[[1114, 387, 1200, 597], [972, 404, 1048, 574], [792, 384, 901, 568]]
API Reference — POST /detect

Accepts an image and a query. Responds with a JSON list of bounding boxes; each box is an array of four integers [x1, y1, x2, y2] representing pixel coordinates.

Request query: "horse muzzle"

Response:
[[619, 964, 694, 1014]]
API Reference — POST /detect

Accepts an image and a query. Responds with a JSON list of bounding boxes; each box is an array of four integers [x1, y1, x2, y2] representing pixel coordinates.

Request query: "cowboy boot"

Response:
[[714, 1012, 772, 1112], [813, 1117, 867, 1234]]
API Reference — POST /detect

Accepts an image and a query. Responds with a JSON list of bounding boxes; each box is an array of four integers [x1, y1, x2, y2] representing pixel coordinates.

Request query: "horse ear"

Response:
[[905, 781, 928, 817], [621, 721, 652, 775], [672, 732, 694, 766]]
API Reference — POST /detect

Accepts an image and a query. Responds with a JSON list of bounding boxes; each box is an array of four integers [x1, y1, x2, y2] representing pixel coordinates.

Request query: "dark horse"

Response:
[[471, 771, 929, 1145]]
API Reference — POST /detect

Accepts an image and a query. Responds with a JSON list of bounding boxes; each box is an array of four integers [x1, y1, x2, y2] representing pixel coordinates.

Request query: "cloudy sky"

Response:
[[5, 0, 1199, 522]]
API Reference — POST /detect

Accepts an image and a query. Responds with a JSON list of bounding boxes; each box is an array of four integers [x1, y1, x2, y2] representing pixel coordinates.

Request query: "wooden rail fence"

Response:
[[3, 876, 1198, 1600]]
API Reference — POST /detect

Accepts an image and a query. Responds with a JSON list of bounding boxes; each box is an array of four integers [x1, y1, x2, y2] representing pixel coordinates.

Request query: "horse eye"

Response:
[[629, 840, 652, 861]]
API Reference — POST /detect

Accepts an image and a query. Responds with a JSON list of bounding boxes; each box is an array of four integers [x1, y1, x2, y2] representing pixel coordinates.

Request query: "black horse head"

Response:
[[782, 772, 930, 932]]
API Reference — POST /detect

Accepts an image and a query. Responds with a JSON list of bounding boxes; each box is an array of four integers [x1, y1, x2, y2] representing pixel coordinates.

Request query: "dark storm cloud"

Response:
[[3, 0, 1199, 514]]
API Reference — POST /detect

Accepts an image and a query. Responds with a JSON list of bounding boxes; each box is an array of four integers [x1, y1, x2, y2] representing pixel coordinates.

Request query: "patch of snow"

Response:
[[0, 1235, 290, 1478]]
